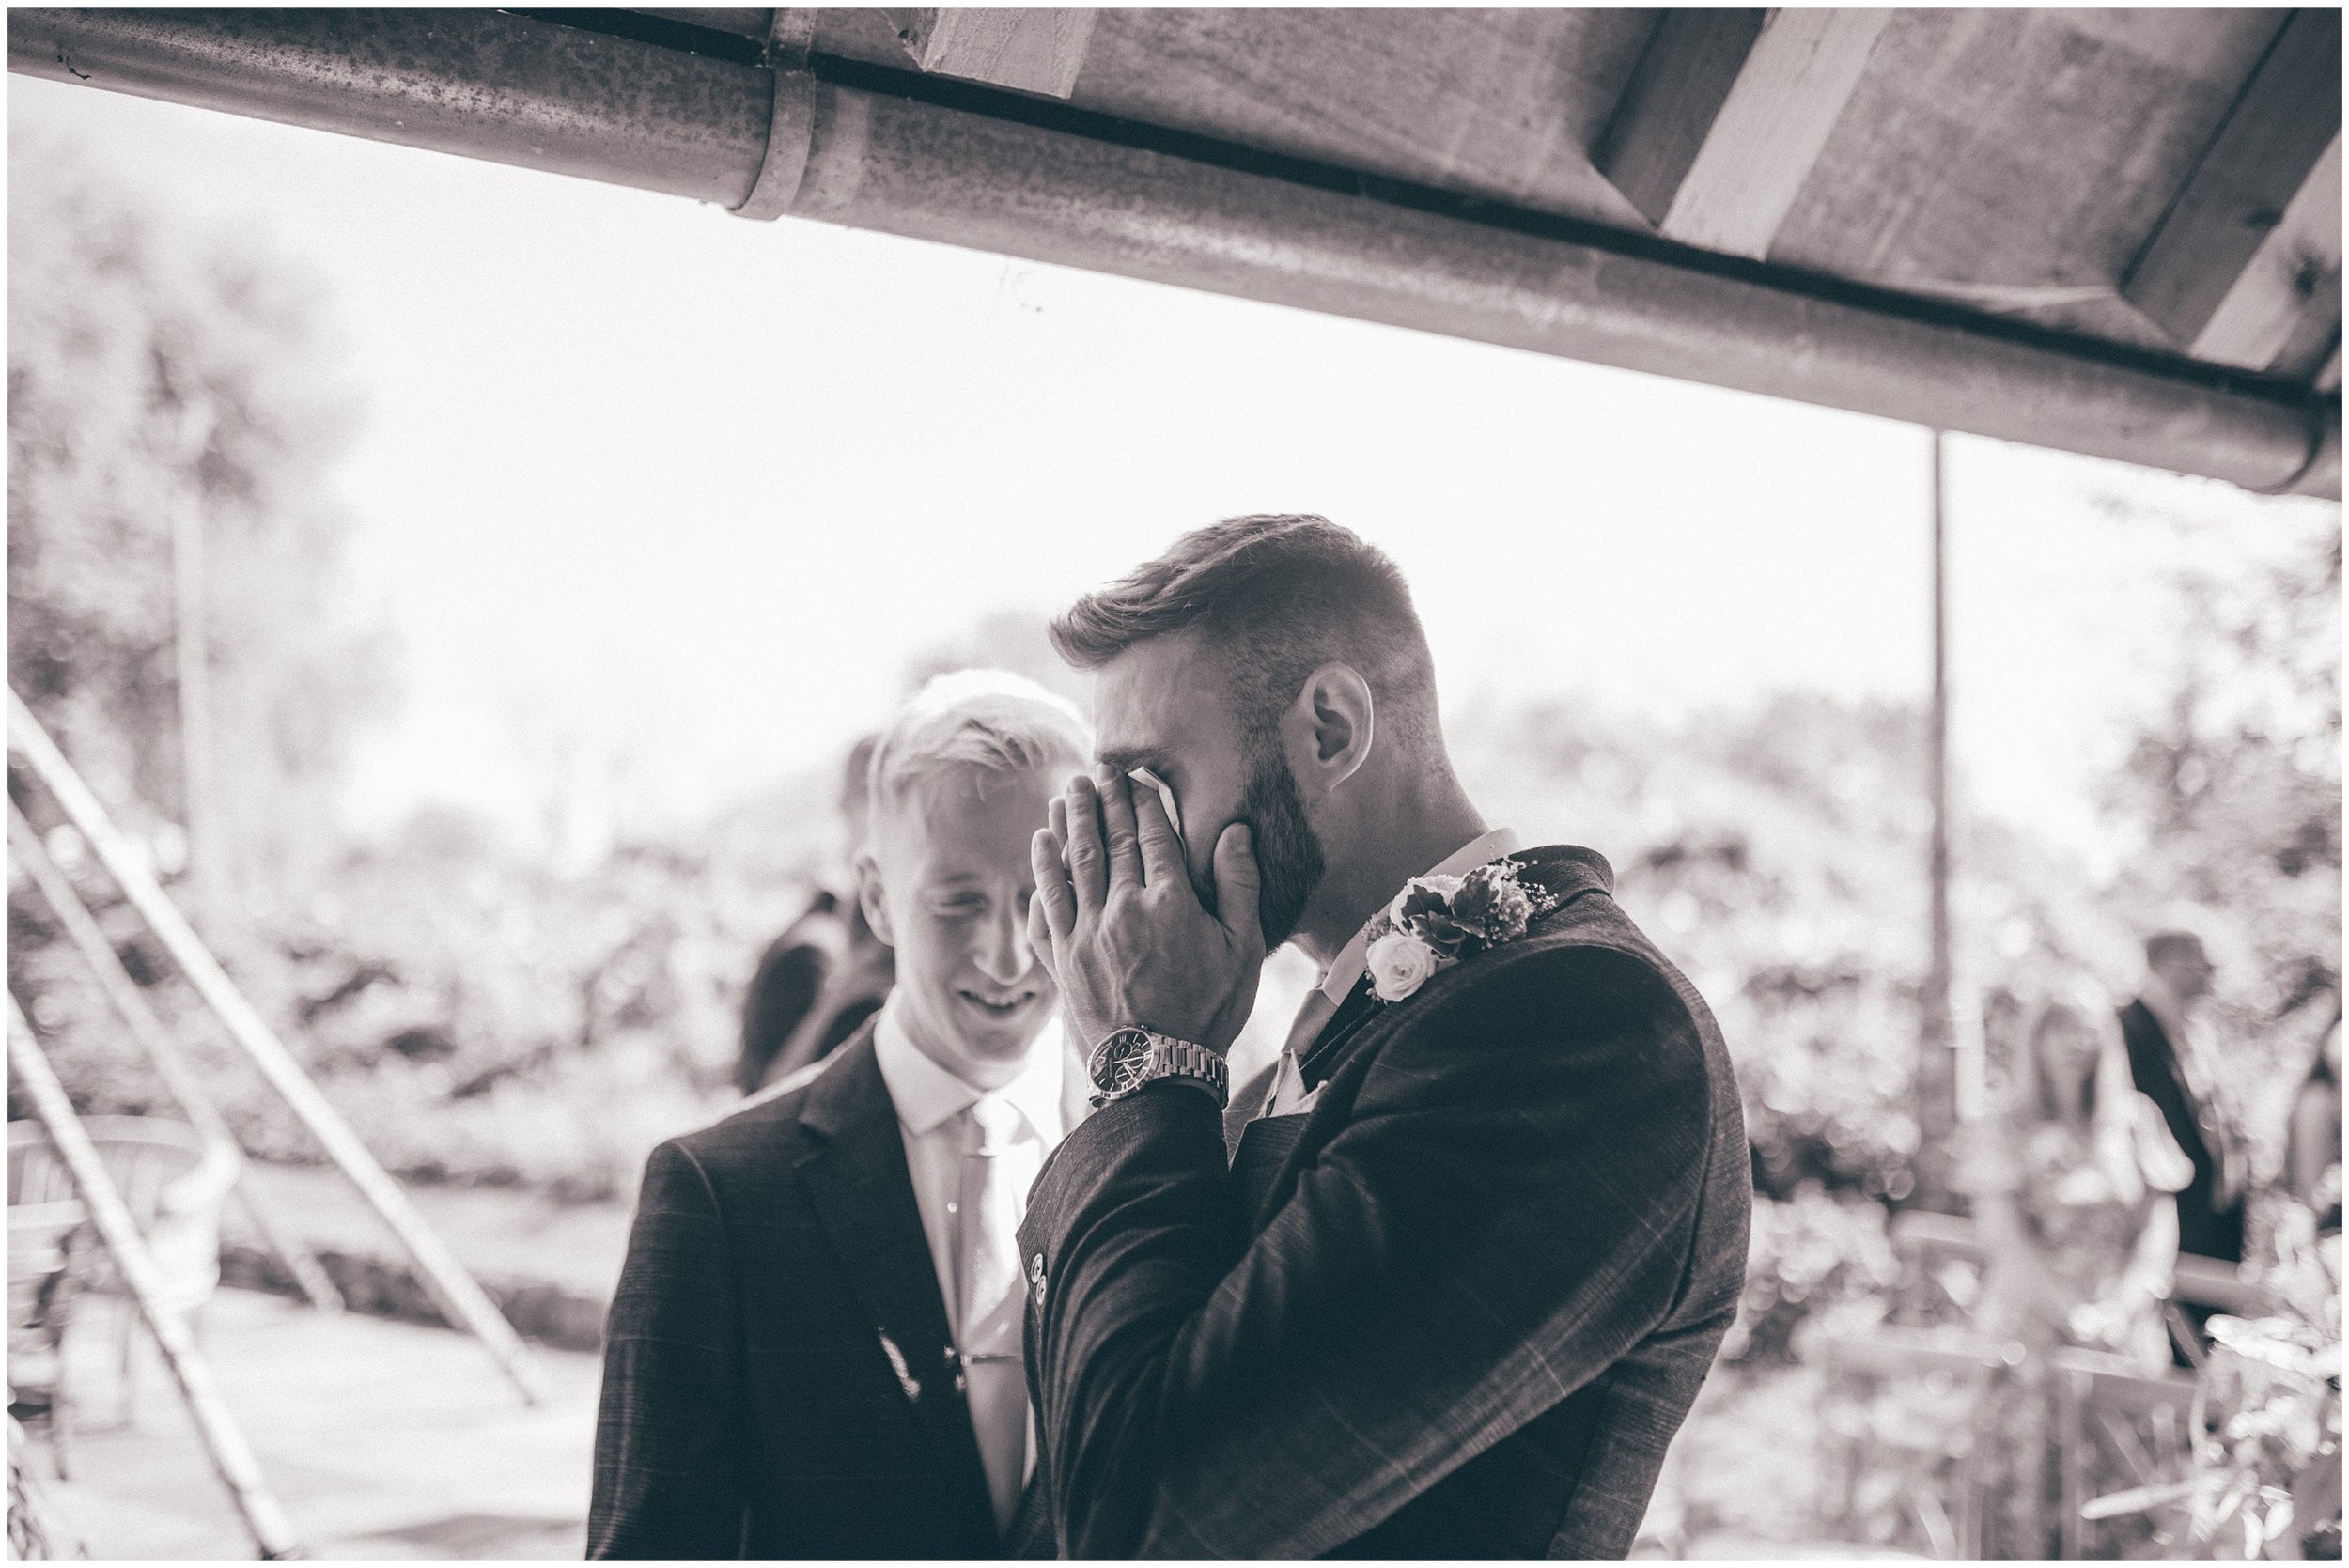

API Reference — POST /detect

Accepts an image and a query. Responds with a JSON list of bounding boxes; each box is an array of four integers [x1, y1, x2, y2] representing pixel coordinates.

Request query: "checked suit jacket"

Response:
[[587, 1025, 1029, 1560], [1017, 845, 1750, 1560]]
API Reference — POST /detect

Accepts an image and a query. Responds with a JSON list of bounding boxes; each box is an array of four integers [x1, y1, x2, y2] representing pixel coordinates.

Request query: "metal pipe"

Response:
[[9, 7, 2338, 498], [8, 8, 770, 205], [1918, 430, 1957, 1206]]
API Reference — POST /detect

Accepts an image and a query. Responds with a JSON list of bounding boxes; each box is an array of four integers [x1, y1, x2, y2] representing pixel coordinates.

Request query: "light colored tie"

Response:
[[1284, 986, 1341, 1059], [1266, 986, 1343, 1116], [958, 1096, 1028, 1534]]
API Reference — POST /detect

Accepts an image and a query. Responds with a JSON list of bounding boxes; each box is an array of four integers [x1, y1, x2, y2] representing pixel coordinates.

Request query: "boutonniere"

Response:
[[1361, 857, 1558, 1003]]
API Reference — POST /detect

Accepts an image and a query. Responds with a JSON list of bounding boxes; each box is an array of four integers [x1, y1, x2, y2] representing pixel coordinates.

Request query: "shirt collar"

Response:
[[873, 994, 1066, 1141], [1316, 826, 1523, 1004]]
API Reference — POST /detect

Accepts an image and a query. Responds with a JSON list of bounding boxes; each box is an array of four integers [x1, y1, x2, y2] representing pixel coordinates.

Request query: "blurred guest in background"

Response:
[[1965, 984, 2194, 1364], [2120, 928, 2247, 1265], [2286, 1000, 2342, 1233], [590, 672, 1091, 1559], [734, 734, 894, 1094], [1961, 983, 2194, 1558]]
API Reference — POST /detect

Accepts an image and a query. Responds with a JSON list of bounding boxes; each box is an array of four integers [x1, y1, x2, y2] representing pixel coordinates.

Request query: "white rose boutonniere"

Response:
[[1366, 930, 1444, 1001], [1360, 856, 1560, 1007]]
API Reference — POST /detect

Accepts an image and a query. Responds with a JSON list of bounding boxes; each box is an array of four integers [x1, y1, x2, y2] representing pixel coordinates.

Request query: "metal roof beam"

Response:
[[8, 7, 2337, 499]]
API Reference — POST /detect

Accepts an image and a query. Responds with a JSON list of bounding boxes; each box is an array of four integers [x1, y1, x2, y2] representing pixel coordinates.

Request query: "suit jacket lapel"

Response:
[[1255, 844, 1620, 1231], [795, 1032, 998, 1546]]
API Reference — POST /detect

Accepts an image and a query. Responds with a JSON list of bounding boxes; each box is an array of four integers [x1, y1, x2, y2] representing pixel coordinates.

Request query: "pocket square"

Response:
[[1265, 1050, 1325, 1116]]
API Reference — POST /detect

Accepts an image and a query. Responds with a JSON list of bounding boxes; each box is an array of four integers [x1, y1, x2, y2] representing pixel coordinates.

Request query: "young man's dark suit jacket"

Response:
[[1016, 845, 1750, 1560], [588, 1023, 1030, 1559], [2119, 999, 2244, 1264]]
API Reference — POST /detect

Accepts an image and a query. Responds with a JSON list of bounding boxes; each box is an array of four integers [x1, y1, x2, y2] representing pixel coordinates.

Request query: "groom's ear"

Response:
[[854, 848, 895, 947], [1285, 662, 1376, 798]]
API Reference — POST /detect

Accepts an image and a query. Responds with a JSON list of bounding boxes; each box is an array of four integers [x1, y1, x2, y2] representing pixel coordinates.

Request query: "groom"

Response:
[[1019, 515, 1750, 1559]]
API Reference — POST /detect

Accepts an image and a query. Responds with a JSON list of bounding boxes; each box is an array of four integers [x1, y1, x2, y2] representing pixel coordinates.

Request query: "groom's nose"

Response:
[[971, 899, 1034, 986]]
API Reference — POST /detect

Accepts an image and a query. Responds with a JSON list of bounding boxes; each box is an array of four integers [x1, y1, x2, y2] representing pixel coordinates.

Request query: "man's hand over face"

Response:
[[1028, 768, 1263, 1056]]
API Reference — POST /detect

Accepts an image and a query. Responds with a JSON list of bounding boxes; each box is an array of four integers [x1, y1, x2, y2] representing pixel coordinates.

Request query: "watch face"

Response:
[[1088, 1028, 1155, 1097]]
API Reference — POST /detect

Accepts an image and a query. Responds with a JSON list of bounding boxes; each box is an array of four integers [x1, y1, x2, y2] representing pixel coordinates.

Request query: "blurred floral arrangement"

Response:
[[2085, 1208, 2341, 1560]]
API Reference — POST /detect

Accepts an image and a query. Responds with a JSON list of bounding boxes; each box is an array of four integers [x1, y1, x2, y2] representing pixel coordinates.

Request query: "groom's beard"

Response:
[[1200, 747, 1324, 950]]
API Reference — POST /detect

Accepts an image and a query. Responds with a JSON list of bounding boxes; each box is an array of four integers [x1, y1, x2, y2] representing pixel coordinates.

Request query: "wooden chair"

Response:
[[1812, 1322, 2025, 1558], [8, 1117, 239, 1433], [2053, 1347, 2199, 1560]]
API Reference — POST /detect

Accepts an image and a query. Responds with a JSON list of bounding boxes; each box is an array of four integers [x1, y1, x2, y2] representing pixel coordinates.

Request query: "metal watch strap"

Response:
[[1147, 1038, 1229, 1108], [1095, 1031, 1229, 1110]]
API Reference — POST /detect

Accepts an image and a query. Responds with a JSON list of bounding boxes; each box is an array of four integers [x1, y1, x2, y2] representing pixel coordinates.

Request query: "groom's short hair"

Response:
[[866, 668, 1092, 824], [1050, 514, 1438, 752]]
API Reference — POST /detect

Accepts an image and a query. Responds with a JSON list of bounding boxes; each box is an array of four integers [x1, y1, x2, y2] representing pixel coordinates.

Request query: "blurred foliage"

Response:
[[1457, 691, 1938, 1203], [2105, 501, 2342, 1128], [8, 129, 393, 902], [1720, 1186, 1901, 1367]]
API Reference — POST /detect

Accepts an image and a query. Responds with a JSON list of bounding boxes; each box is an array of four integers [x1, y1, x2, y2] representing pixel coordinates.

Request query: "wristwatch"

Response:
[[1086, 1026, 1229, 1110]]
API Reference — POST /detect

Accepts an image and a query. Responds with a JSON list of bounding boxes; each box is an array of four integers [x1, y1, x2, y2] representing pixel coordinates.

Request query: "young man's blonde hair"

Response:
[[865, 669, 1092, 820]]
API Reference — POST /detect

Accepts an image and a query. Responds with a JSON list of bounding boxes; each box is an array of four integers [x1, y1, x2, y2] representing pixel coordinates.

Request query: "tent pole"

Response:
[[7, 689, 539, 1405], [6, 803, 345, 1314], [1919, 429, 1959, 1204], [7, 997, 303, 1561]]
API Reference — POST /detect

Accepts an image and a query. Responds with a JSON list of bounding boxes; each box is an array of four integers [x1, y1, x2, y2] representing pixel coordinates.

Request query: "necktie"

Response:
[[1266, 986, 1343, 1116], [958, 1096, 1028, 1534], [1284, 986, 1342, 1060]]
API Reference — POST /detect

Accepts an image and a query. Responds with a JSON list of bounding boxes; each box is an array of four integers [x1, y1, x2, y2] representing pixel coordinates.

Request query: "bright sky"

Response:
[[12, 74, 2338, 869]]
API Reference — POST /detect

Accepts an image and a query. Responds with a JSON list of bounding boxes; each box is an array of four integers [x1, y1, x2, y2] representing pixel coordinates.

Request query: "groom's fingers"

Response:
[[1061, 775, 1108, 915], [1212, 820, 1263, 952], [1030, 828, 1075, 945], [1093, 767, 1143, 893], [1026, 872, 1059, 974], [1130, 780, 1186, 891]]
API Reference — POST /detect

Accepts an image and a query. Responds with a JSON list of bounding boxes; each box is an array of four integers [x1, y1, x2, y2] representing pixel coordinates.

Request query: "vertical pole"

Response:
[[170, 397, 223, 926], [1919, 429, 1959, 1204], [7, 999, 303, 1560]]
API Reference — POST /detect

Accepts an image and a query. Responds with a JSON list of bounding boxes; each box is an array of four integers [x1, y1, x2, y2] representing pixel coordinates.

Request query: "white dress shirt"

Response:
[[872, 996, 1066, 1514], [872, 998, 1068, 1341], [1266, 825, 1522, 1115]]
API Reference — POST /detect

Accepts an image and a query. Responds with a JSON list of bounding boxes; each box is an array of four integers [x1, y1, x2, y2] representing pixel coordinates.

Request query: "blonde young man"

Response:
[[590, 672, 1089, 1560]]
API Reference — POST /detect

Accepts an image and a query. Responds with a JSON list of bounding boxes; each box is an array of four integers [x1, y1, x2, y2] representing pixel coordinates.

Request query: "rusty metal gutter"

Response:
[[10, 7, 2339, 499]]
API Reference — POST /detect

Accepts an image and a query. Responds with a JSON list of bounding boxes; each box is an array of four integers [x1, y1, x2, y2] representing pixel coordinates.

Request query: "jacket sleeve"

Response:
[[588, 1140, 754, 1560], [1017, 944, 1719, 1559]]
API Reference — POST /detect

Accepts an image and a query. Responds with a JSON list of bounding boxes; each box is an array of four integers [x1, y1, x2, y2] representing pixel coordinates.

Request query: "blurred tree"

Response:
[[2102, 503, 2341, 1134], [2105, 509, 2340, 1009], [8, 129, 393, 913]]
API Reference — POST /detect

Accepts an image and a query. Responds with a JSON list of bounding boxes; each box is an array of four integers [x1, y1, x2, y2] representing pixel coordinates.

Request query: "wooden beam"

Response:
[[2124, 8, 2342, 349], [886, 8, 1097, 99], [1592, 9, 1766, 229], [625, 9, 775, 42], [2190, 132, 2341, 372], [1593, 8, 1890, 260]]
